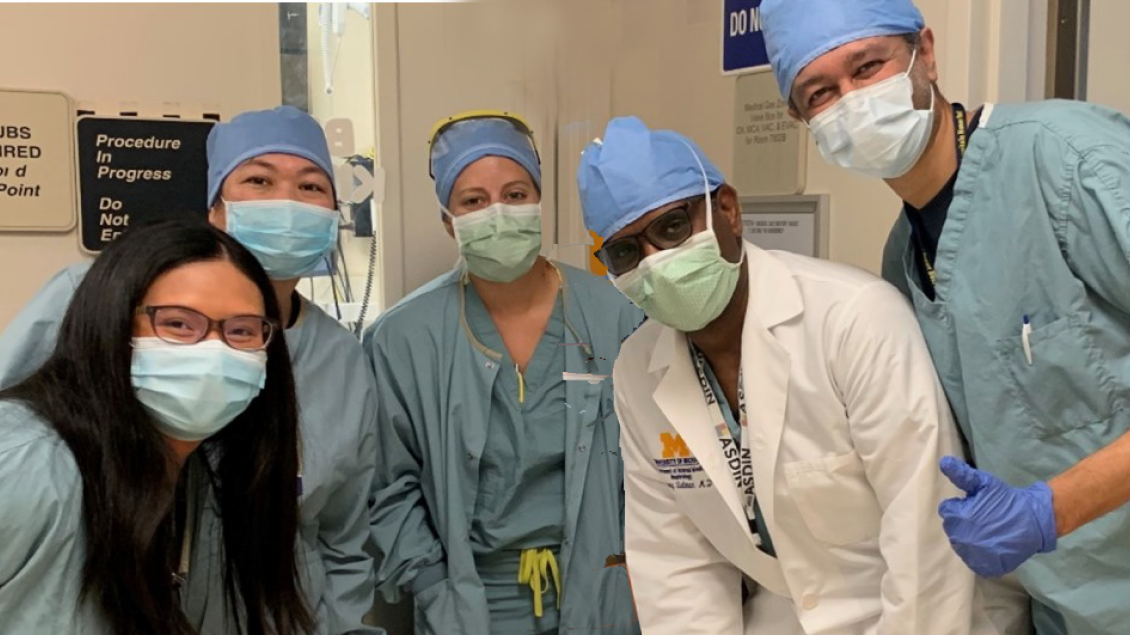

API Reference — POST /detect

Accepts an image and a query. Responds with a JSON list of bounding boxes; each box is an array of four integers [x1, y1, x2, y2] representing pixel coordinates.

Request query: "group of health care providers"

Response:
[[0, 105, 646, 635], [577, 116, 1029, 635], [572, 0, 1130, 634]]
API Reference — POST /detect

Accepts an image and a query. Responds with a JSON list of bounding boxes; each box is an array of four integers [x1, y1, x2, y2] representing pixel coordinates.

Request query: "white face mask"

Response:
[[806, 50, 935, 179]]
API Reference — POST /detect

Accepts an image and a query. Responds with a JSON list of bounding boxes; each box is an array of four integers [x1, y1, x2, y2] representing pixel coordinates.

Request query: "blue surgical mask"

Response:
[[225, 199, 340, 279], [131, 337, 268, 442]]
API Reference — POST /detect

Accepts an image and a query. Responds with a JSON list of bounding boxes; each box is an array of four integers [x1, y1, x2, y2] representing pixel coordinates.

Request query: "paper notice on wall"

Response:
[[742, 212, 815, 257], [732, 72, 806, 195], [0, 89, 77, 232]]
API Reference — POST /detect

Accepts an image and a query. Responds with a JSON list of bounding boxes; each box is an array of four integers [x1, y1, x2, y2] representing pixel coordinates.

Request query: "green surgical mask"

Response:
[[611, 151, 743, 332], [444, 203, 543, 282]]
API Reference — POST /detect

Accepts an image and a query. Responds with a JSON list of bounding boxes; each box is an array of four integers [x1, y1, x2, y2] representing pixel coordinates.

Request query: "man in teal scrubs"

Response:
[[762, 1, 1130, 633]]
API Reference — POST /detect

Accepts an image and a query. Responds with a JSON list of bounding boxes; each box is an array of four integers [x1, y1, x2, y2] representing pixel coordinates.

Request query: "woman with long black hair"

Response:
[[0, 221, 314, 635]]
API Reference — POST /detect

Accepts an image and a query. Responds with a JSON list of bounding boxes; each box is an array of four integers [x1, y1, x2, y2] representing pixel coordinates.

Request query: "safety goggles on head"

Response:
[[137, 305, 280, 351], [427, 110, 540, 178], [597, 192, 717, 276]]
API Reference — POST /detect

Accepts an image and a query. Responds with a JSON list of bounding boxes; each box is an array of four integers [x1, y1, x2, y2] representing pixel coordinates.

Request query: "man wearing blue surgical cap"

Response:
[[0, 106, 382, 635], [762, 1, 1130, 631], [362, 111, 643, 635], [577, 116, 1027, 635]]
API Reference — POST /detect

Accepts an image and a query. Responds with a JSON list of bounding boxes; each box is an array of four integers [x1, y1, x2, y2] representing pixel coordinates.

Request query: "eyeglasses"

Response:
[[427, 110, 540, 178], [597, 196, 713, 276], [137, 306, 280, 351]]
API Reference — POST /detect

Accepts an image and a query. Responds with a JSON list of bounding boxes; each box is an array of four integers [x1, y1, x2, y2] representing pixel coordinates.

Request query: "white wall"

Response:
[[1086, 1, 1130, 114], [375, 2, 561, 303], [0, 3, 280, 331]]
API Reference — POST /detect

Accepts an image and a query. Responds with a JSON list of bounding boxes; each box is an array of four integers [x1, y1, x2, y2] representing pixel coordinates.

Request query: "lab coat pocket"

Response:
[[413, 578, 455, 635], [784, 451, 882, 546], [993, 313, 1116, 438]]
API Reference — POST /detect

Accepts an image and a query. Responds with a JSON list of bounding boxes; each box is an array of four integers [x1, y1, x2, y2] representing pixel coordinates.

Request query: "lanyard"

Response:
[[689, 344, 758, 530], [172, 459, 197, 589], [921, 103, 969, 286]]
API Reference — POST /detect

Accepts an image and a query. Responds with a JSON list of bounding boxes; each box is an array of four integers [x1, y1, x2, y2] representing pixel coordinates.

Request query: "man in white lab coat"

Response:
[[576, 116, 1029, 635]]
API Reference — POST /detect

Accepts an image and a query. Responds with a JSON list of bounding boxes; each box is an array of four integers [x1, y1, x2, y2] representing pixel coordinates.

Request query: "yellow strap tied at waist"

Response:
[[518, 547, 561, 618]]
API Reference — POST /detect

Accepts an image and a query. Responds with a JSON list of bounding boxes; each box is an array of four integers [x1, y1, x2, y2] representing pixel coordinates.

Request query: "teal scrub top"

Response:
[[364, 262, 644, 635], [0, 263, 381, 635], [0, 401, 107, 634], [465, 286, 567, 555], [0, 400, 210, 634], [882, 100, 1130, 635], [465, 286, 567, 635]]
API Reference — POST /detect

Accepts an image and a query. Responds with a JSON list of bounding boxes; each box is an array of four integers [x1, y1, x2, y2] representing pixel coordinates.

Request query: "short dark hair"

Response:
[[2, 220, 313, 635]]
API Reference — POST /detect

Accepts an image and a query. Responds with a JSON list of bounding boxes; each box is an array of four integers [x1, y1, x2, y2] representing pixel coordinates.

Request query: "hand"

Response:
[[938, 456, 1058, 577]]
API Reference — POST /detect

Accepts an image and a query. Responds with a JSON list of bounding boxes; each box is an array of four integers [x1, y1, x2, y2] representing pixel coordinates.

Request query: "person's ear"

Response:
[[718, 184, 742, 237], [208, 200, 227, 231], [442, 215, 455, 239], [919, 27, 939, 83]]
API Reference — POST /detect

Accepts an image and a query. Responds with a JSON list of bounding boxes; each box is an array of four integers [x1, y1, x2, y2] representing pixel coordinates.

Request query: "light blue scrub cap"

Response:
[[206, 105, 334, 206], [430, 117, 542, 208], [578, 116, 724, 240], [761, 0, 925, 99]]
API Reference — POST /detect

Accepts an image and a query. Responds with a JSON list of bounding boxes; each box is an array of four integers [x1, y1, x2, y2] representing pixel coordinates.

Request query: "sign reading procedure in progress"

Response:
[[722, 0, 768, 74], [76, 117, 214, 252], [0, 89, 77, 232]]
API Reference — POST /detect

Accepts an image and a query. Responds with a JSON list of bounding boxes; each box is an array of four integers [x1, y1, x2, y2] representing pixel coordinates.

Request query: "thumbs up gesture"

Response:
[[937, 456, 1058, 577]]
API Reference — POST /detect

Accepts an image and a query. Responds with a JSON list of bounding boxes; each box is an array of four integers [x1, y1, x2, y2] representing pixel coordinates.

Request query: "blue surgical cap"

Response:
[[206, 105, 334, 206], [761, 0, 925, 99], [578, 117, 724, 240], [430, 117, 542, 208]]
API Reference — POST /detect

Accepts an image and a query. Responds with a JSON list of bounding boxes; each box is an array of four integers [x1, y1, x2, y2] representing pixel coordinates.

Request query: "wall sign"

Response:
[[0, 89, 77, 232], [740, 195, 829, 258], [732, 71, 806, 195], [76, 116, 214, 252], [722, 0, 769, 75]]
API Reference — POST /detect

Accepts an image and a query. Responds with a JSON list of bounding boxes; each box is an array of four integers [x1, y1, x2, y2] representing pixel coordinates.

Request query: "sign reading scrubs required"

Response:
[[722, 0, 769, 74], [76, 117, 214, 252], [0, 89, 76, 232]]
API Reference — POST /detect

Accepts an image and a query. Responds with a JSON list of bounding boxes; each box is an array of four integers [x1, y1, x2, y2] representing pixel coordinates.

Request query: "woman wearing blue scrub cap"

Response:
[[362, 111, 644, 635], [0, 106, 381, 635]]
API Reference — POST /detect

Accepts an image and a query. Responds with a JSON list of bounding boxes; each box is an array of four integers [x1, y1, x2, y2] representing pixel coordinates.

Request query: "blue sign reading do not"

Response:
[[722, 0, 769, 75]]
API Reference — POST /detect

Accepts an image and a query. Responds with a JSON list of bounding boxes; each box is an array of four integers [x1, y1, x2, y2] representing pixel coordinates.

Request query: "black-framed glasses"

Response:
[[138, 306, 279, 351], [598, 195, 713, 276]]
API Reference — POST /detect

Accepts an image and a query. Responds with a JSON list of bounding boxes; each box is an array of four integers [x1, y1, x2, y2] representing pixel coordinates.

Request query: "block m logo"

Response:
[[660, 433, 690, 459]]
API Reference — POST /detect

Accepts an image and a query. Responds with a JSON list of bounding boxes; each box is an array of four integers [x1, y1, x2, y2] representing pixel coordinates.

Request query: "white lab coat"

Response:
[[615, 243, 1030, 635]]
